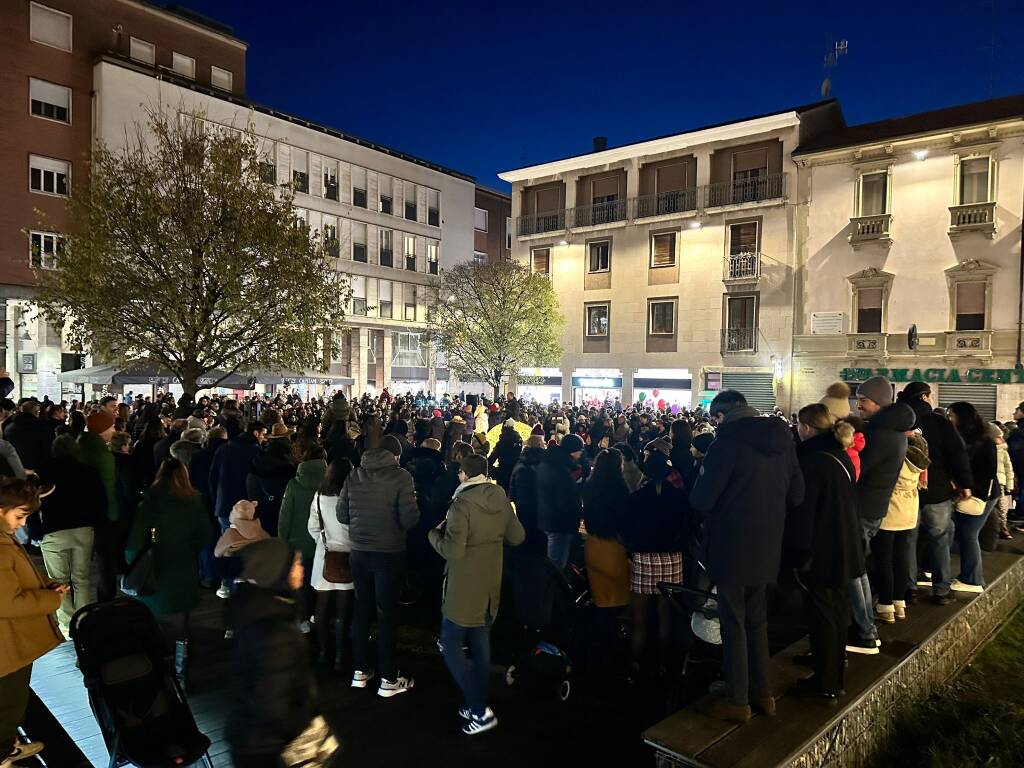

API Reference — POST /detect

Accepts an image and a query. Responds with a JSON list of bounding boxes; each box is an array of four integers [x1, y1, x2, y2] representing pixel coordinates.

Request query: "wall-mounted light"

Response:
[[913, 149, 929, 161], [558, 239, 569, 247], [688, 221, 702, 230]]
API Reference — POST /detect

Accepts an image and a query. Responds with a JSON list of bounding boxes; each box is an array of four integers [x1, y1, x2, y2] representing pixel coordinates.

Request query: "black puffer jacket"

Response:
[[690, 407, 804, 586], [29, 455, 106, 538], [964, 436, 999, 501], [535, 446, 583, 535], [903, 398, 973, 505], [338, 448, 418, 553], [617, 480, 687, 553], [225, 584, 315, 757], [857, 403, 916, 521], [245, 441, 296, 536], [785, 431, 865, 586], [404, 446, 447, 529], [508, 447, 547, 554], [3, 412, 51, 472]]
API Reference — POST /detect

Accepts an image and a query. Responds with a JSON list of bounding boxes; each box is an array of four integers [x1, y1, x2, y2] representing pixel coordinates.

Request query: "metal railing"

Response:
[[949, 201, 995, 229], [724, 251, 761, 281], [569, 199, 627, 228], [517, 210, 567, 236], [704, 172, 786, 208], [849, 213, 892, 241], [633, 188, 699, 219], [722, 327, 757, 353]]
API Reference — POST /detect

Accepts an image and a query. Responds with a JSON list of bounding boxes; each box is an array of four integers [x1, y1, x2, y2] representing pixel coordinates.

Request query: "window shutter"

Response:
[[30, 78, 70, 110], [352, 166, 367, 191], [275, 144, 290, 188], [536, 187, 559, 213], [591, 176, 619, 199], [379, 174, 392, 204], [956, 282, 985, 314], [655, 163, 687, 193], [652, 233, 675, 266], [367, 171, 378, 208], [340, 162, 352, 204], [31, 4, 72, 50], [417, 186, 428, 224], [733, 148, 768, 172], [532, 248, 550, 274], [729, 222, 758, 254], [310, 154, 322, 197]]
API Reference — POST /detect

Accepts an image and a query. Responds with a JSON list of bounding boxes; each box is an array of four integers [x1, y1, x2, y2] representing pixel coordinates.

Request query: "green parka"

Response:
[[278, 458, 327, 561]]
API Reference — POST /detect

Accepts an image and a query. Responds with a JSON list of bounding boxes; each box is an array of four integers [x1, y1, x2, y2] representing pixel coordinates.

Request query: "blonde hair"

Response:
[[798, 403, 854, 449]]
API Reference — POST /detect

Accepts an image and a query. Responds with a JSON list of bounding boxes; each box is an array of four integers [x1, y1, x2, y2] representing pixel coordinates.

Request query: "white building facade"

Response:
[[791, 95, 1024, 420]]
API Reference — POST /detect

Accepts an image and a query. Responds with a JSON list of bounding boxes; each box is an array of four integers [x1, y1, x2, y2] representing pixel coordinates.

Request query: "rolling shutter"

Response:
[[937, 384, 997, 421], [721, 372, 776, 412]]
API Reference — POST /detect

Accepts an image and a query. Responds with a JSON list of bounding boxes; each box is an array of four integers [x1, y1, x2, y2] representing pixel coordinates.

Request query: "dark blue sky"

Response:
[[180, 0, 1024, 190]]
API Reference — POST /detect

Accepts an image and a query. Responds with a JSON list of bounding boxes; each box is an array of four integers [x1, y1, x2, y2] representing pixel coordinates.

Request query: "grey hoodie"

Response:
[[337, 448, 419, 553]]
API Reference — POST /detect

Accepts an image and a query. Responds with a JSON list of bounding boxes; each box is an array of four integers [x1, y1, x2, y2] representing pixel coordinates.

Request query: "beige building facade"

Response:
[[791, 95, 1024, 420], [499, 102, 843, 409]]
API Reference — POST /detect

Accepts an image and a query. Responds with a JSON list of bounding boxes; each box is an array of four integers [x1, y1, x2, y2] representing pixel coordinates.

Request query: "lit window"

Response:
[[531, 247, 550, 275], [728, 222, 758, 255], [650, 232, 676, 268], [29, 155, 69, 196], [649, 300, 675, 335], [959, 157, 991, 205], [379, 230, 394, 267], [323, 161, 338, 201], [473, 251, 487, 265], [30, 3, 72, 51], [725, 295, 757, 351], [129, 37, 155, 64], [474, 207, 488, 231], [405, 302, 416, 321], [858, 171, 888, 216], [29, 231, 62, 269], [428, 242, 439, 274], [210, 65, 233, 91], [404, 235, 417, 271], [172, 52, 196, 79], [587, 241, 610, 273], [29, 78, 70, 123], [586, 304, 609, 337]]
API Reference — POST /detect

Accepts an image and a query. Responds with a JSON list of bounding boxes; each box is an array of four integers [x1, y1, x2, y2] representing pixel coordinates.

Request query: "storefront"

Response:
[[632, 368, 692, 410], [571, 369, 623, 407], [700, 369, 777, 412], [517, 367, 563, 404]]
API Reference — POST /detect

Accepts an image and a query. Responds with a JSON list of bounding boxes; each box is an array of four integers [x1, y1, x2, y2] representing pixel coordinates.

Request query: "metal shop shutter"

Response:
[[937, 383, 997, 421], [721, 372, 776, 412]]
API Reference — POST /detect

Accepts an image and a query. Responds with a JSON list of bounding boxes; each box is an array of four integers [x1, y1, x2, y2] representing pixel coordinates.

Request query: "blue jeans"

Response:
[[546, 532, 575, 569], [914, 500, 953, 596], [848, 517, 882, 640], [439, 617, 491, 717], [953, 498, 996, 587]]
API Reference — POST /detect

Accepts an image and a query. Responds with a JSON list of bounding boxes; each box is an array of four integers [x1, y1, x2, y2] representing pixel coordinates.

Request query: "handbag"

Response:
[[954, 479, 994, 516], [121, 527, 157, 597], [280, 714, 340, 767], [316, 496, 351, 584]]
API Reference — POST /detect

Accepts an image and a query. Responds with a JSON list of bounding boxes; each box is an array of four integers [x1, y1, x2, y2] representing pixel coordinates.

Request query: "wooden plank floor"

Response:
[[643, 542, 1024, 768]]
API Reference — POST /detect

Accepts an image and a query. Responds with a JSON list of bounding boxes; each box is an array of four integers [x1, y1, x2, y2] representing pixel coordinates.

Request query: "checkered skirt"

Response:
[[630, 551, 683, 595]]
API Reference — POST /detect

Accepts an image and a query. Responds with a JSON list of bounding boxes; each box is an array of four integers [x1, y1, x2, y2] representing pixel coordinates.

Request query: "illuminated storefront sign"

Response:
[[840, 367, 1024, 384], [574, 377, 618, 388]]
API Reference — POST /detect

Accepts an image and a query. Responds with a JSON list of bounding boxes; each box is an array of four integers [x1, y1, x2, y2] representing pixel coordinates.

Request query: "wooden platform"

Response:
[[643, 543, 1024, 768]]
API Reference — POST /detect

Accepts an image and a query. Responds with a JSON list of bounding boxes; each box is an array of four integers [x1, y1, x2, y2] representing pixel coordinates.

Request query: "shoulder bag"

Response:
[[955, 479, 993, 516], [316, 495, 351, 584], [121, 527, 157, 597]]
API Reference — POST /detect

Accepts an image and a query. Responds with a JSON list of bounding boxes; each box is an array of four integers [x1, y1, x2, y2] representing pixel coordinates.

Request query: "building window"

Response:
[[29, 231, 62, 269], [531, 247, 550, 275], [291, 149, 309, 193], [404, 234, 416, 271], [725, 295, 757, 351], [959, 157, 992, 205], [379, 280, 393, 318], [129, 37, 155, 64], [323, 161, 338, 201], [428, 189, 440, 226], [30, 3, 72, 51], [428, 242, 439, 274], [379, 230, 394, 267], [352, 167, 367, 208], [380, 194, 393, 215], [729, 221, 758, 255], [474, 207, 488, 232], [505, 217, 512, 250], [587, 240, 610, 273], [210, 65, 233, 91], [350, 275, 367, 316], [473, 251, 487, 265], [29, 78, 70, 123], [858, 171, 889, 215], [405, 301, 417, 321], [258, 141, 276, 184], [171, 52, 196, 79], [649, 300, 675, 335], [855, 287, 883, 333], [323, 217, 338, 258], [405, 182, 418, 221], [586, 304, 609, 337], [29, 155, 69, 196], [955, 281, 986, 331], [650, 232, 676, 268], [353, 223, 367, 262]]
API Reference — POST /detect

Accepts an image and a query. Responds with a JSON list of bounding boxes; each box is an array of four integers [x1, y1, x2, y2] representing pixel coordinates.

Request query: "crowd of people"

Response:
[[1, 372, 1023, 765]]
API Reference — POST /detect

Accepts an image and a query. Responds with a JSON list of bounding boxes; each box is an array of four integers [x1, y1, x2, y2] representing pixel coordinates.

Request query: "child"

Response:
[[991, 423, 1015, 539]]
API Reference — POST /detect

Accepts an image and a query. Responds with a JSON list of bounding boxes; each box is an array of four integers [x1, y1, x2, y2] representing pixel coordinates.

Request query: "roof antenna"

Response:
[[821, 38, 848, 98]]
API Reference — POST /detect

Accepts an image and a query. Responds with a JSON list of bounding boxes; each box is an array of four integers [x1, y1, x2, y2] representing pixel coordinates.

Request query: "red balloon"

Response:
[[651, 389, 660, 398], [657, 399, 666, 410]]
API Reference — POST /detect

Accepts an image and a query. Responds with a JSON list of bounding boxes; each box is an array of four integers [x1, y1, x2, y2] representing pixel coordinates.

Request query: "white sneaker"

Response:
[[377, 675, 414, 697], [875, 604, 895, 624], [462, 707, 498, 735], [2, 742, 45, 767], [950, 579, 984, 594], [351, 669, 375, 689], [894, 600, 907, 620], [216, 585, 231, 599]]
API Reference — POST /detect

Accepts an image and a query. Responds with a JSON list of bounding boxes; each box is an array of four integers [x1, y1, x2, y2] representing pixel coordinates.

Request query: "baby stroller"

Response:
[[69, 599, 213, 768]]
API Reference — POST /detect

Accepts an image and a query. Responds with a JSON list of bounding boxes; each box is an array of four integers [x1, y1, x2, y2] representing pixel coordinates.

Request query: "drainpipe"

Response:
[[1016, 187, 1024, 370]]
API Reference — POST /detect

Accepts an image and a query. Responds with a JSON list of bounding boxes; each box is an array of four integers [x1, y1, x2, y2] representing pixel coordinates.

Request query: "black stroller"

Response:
[[69, 599, 213, 768]]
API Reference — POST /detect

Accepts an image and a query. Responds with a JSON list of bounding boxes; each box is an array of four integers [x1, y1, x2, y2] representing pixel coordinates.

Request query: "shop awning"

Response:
[[250, 371, 354, 387], [57, 362, 352, 389]]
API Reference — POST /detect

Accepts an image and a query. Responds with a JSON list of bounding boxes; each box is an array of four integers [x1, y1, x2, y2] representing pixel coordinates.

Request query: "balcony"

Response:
[[704, 172, 786, 208], [379, 248, 393, 268], [945, 330, 993, 357], [569, 199, 627, 228], [516, 210, 566, 236], [724, 251, 761, 283], [846, 333, 887, 357], [849, 214, 892, 246], [949, 202, 996, 238], [721, 327, 757, 353], [633, 189, 698, 219]]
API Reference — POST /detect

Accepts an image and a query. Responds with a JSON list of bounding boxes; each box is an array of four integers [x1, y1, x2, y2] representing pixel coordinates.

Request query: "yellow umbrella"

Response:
[[484, 419, 535, 457]]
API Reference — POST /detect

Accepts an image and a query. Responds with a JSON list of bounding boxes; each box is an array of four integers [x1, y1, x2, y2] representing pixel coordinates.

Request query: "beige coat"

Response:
[[0, 532, 63, 676], [880, 459, 925, 531]]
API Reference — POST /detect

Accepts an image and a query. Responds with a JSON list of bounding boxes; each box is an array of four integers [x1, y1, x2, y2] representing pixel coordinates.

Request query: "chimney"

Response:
[[592, 136, 607, 152]]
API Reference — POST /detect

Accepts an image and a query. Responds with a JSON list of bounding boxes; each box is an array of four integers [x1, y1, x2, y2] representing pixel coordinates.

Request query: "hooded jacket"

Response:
[[881, 435, 930, 532], [277, 458, 327, 560], [337, 448, 419, 553], [210, 433, 263, 520], [428, 479, 525, 626], [689, 406, 804, 586], [77, 431, 119, 522], [215, 500, 270, 557], [535, 445, 584, 535], [901, 397, 972, 505], [856, 403, 916, 521], [785, 431, 865, 586], [0, 531, 63, 676]]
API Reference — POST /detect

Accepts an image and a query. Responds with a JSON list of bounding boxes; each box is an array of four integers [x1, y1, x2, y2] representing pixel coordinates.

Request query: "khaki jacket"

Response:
[[0, 532, 63, 676], [880, 460, 925, 531]]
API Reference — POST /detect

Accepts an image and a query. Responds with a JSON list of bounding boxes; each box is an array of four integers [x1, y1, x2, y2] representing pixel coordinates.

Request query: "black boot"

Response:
[[316, 618, 331, 666], [174, 640, 190, 694], [334, 618, 347, 673]]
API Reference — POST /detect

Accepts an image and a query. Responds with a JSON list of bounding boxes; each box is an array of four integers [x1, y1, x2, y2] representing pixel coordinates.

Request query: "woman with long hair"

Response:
[[946, 401, 999, 592], [125, 458, 211, 689], [307, 456, 354, 671]]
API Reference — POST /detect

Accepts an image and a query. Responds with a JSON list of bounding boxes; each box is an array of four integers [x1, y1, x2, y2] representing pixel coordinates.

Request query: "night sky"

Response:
[[177, 0, 1024, 190]]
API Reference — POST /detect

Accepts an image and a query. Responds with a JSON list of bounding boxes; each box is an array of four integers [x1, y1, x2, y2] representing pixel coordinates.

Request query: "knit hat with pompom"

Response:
[[820, 382, 851, 420]]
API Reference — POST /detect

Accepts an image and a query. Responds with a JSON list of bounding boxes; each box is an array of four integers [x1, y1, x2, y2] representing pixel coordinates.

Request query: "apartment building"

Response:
[[791, 94, 1024, 419], [473, 186, 512, 263], [499, 102, 843, 408], [1, 0, 246, 399]]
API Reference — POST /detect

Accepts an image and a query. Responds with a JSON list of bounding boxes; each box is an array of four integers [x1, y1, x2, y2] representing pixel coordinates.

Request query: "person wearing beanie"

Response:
[[77, 407, 122, 601], [380, 434, 403, 459], [820, 382, 852, 421], [430, 453, 524, 735], [226, 539, 335, 766], [894, 382, 972, 606], [536, 431, 585, 568]]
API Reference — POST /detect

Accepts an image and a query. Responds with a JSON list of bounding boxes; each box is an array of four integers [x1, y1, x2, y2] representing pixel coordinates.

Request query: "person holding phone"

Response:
[[0, 478, 66, 767]]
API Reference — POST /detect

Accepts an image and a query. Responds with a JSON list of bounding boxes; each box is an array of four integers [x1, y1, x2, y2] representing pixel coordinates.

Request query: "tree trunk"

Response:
[[179, 361, 202, 399]]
